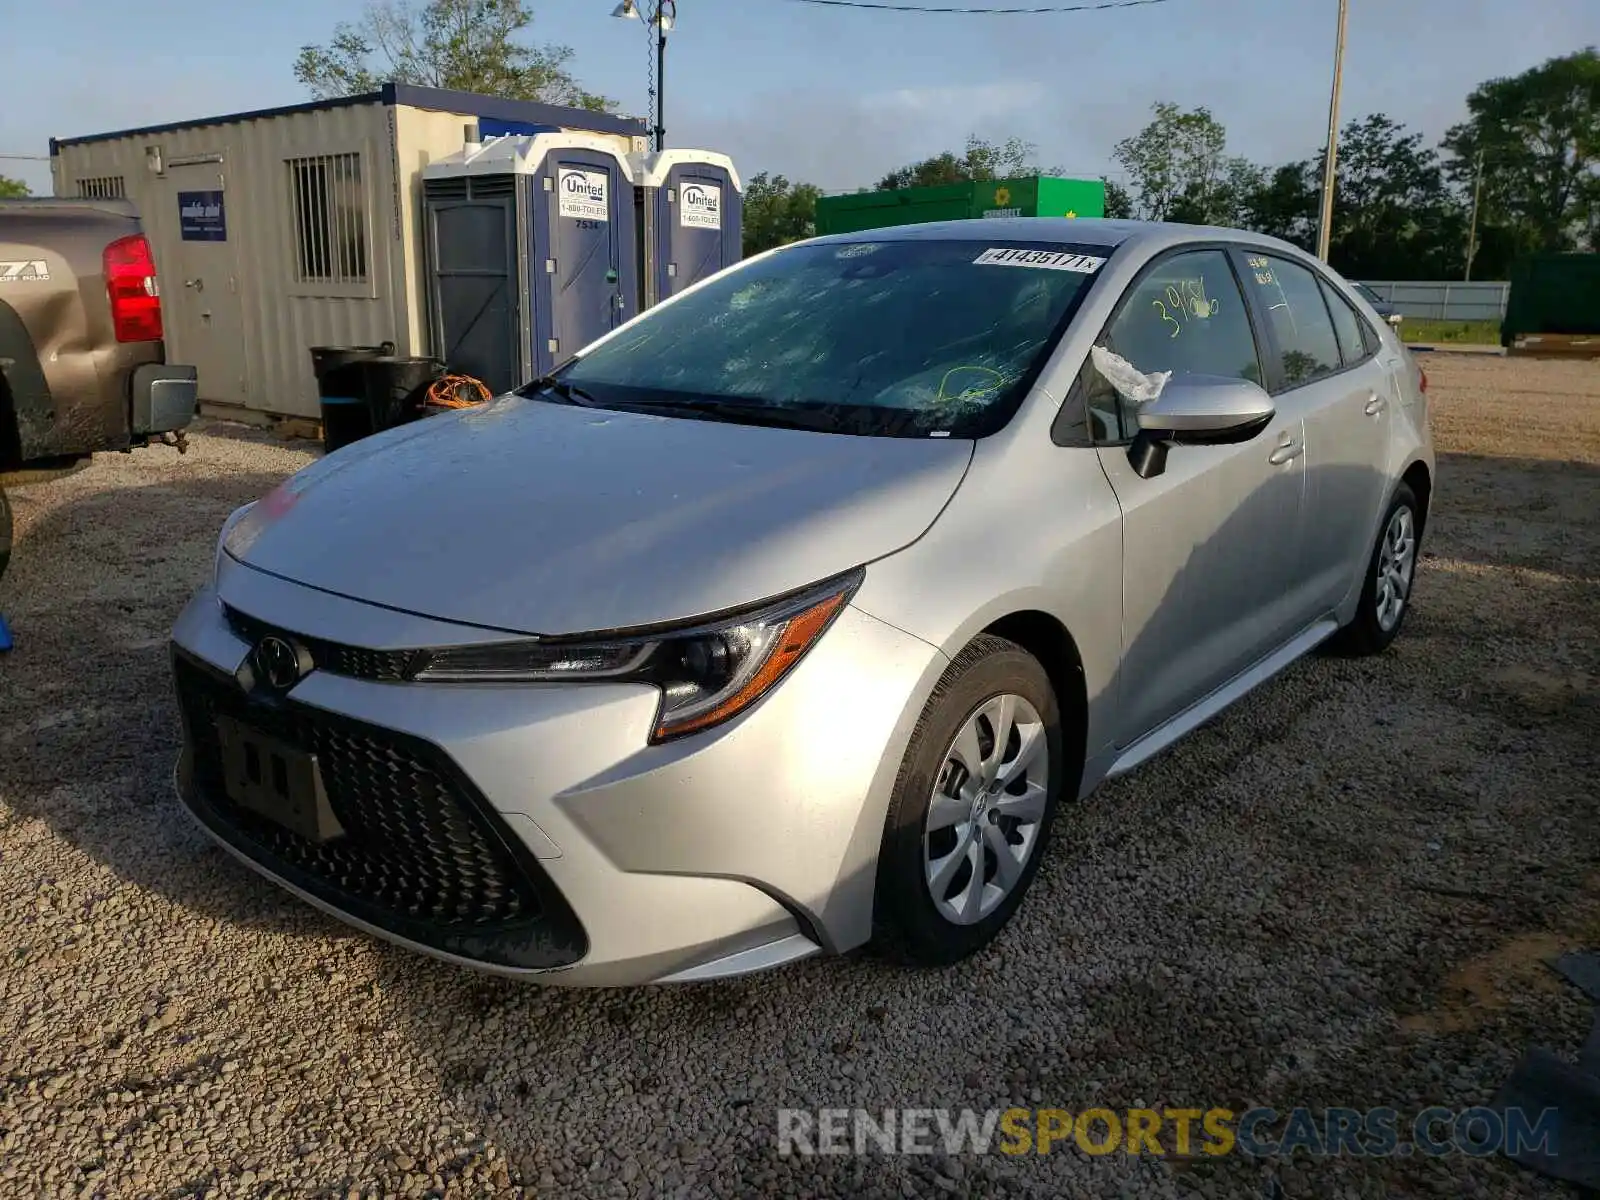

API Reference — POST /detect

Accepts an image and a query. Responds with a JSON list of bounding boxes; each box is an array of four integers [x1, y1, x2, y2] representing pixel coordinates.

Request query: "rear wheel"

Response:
[[1330, 482, 1420, 656], [873, 634, 1065, 966]]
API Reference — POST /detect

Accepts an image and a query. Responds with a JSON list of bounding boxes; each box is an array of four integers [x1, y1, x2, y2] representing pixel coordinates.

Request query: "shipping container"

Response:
[[50, 84, 649, 420], [814, 175, 1106, 237]]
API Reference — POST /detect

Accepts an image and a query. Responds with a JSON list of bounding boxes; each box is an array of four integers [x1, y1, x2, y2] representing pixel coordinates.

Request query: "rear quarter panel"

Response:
[[0, 199, 160, 461]]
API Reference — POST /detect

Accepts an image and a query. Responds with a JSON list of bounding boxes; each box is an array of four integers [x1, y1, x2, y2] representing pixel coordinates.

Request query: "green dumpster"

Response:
[[814, 175, 1106, 237]]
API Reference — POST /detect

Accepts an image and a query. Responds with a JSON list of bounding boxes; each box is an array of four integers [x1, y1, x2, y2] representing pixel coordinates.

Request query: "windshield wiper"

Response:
[[614, 398, 853, 432], [522, 375, 601, 407]]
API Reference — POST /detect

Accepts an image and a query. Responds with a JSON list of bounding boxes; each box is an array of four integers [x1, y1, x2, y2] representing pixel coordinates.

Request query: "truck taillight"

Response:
[[104, 234, 163, 343]]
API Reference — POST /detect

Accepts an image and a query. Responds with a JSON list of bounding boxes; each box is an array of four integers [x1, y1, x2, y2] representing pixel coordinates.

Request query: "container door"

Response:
[[537, 152, 626, 369], [656, 164, 734, 300], [164, 158, 248, 405], [427, 179, 521, 394]]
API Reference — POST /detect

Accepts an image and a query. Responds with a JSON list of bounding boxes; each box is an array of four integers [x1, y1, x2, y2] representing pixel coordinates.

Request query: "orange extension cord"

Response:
[[426, 373, 492, 409]]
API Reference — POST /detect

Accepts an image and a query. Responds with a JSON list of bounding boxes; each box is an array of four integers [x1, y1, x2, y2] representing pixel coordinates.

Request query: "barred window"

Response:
[[287, 153, 368, 285], [77, 176, 126, 199]]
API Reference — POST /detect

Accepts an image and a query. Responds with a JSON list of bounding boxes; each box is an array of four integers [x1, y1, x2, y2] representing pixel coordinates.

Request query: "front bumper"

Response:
[[131, 363, 198, 434], [169, 562, 945, 986]]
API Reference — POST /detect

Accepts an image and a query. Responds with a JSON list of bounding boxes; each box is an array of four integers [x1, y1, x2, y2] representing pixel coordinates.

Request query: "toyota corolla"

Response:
[[170, 218, 1434, 985]]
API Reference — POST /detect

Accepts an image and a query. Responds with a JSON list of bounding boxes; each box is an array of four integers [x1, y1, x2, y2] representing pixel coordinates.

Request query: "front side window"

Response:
[[1241, 254, 1342, 388], [1082, 249, 1261, 442], [551, 239, 1106, 438]]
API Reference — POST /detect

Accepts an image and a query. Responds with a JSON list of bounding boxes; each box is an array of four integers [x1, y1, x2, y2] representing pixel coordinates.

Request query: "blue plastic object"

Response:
[[0, 614, 11, 652]]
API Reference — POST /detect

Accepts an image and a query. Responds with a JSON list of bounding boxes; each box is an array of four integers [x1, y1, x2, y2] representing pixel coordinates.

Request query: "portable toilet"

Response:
[[632, 150, 742, 309], [422, 129, 639, 393]]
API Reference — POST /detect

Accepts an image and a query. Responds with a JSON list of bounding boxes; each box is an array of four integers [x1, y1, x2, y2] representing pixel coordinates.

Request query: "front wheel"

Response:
[[1329, 482, 1420, 657], [872, 634, 1065, 966]]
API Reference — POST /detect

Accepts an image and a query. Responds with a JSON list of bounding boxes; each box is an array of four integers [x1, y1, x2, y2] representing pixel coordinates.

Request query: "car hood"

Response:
[[224, 395, 973, 636]]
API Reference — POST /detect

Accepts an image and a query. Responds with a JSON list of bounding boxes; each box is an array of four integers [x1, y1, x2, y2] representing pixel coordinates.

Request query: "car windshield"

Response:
[[529, 238, 1109, 437]]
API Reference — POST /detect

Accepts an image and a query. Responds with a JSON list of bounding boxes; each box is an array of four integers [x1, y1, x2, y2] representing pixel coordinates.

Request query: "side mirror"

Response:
[[1128, 375, 1275, 479]]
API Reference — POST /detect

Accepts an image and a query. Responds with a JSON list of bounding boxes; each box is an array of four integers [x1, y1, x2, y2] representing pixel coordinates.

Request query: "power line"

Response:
[[776, 0, 1168, 13]]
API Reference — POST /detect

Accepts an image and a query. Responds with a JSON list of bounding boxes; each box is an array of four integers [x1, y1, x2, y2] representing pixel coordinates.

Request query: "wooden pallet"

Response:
[[1508, 333, 1600, 359]]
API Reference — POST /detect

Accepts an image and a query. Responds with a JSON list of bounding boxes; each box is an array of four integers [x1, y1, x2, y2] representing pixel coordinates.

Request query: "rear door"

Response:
[[1234, 251, 1391, 612], [163, 157, 248, 405], [1087, 247, 1309, 745], [542, 152, 624, 366]]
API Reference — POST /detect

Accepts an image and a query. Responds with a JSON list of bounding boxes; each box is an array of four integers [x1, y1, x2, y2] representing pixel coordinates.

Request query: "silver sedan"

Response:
[[170, 219, 1434, 985]]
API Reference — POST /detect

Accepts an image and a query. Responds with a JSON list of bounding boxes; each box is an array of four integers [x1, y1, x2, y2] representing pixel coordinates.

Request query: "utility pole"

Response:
[[1464, 149, 1485, 281], [1315, 0, 1350, 263]]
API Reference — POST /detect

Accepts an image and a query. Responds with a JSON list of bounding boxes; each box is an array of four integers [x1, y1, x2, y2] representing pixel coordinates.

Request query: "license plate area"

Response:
[[215, 715, 344, 843]]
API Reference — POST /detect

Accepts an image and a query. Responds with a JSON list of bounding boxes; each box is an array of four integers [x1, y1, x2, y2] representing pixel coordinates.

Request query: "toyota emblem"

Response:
[[253, 636, 306, 692]]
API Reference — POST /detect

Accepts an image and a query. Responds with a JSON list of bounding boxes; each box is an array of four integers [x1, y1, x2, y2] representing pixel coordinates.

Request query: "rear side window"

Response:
[[1082, 248, 1262, 441], [1242, 254, 1342, 388], [1320, 279, 1376, 367]]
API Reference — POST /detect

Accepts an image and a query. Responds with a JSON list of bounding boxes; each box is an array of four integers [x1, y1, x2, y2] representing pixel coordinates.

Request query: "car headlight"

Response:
[[413, 570, 861, 743], [214, 502, 256, 584]]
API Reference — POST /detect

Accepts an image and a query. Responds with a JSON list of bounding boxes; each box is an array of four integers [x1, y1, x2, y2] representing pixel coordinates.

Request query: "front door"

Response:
[[1084, 248, 1308, 746], [164, 160, 247, 405], [546, 154, 623, 364]]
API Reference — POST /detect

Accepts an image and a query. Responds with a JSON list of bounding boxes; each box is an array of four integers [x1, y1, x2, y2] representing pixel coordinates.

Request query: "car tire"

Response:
[[0, 482, 11, 582], [1329, 482, 1421, 657], [872, 634, 1065, 967]]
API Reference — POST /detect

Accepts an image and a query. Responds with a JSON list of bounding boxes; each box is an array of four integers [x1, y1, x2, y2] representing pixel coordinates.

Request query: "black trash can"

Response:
[[360, 356, 446, 434], [310, 342, 394, 453]]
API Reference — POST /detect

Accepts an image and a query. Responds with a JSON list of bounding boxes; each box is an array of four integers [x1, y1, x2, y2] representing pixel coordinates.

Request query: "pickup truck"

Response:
[[0, 197, 197, 581]]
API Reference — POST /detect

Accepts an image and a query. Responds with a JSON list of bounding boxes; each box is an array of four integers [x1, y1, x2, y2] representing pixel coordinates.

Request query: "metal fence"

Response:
[[1359, 280, 1510, 323]]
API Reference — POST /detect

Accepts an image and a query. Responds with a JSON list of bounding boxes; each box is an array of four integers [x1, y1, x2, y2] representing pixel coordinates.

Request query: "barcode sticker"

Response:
[[973, 247, 1107, 273]]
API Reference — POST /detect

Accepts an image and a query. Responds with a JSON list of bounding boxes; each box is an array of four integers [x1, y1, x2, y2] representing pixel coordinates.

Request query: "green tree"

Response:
[[0, 176, 29, 199], [1113, 102, 1229, 221], [1102, 177, 1133, 219], [293, 0, 613, 110], [1240, 160, 1317, 248], [875, 135, 1044, 191], [1170, 155, 1262, 227], [1323, 114, 1464, 278], [1443, 48, 1600, 269], [743, 172, 821, 256]]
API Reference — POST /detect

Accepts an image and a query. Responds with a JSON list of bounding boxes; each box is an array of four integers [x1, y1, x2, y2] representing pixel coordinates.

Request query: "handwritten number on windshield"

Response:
[[1151, 279, 1219, 339]]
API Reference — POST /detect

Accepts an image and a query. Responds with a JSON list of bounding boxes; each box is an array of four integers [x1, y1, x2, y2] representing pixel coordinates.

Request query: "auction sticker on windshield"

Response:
[[974, 248, 1106, 273]]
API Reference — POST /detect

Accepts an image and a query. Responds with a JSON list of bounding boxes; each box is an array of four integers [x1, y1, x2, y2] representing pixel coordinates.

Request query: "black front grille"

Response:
[[225, 606, 428, 683], [172, 650, 586, 969]]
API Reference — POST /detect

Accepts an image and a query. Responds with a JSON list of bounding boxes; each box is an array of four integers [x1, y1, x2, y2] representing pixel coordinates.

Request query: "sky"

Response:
[[3, 0, 1598, 197]]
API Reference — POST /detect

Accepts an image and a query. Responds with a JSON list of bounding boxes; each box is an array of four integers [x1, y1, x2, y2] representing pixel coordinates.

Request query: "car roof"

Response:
[[807, 217, 1310, 261]]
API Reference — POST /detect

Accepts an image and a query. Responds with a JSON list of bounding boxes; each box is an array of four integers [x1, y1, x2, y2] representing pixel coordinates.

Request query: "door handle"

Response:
[[1267, 433, 1303, 465], [1364, 393, 1386, 415]]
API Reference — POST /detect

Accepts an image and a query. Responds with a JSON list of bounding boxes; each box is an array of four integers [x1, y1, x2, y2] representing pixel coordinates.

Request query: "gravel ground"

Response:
[[1, 355, 1597, 1199]]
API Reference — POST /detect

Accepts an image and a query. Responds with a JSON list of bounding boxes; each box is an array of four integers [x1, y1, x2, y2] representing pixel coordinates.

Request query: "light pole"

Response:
[[1315, 0, 1350, 263], [612, 0, 676, 152]]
